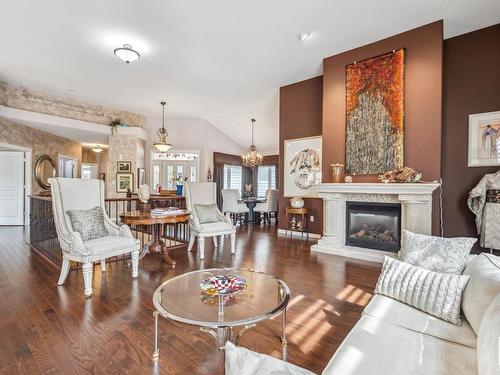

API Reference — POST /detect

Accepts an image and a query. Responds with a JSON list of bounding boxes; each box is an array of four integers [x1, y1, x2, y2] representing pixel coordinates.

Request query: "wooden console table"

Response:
[[285, 207, 309, 240], [120, 210, 190, 269]]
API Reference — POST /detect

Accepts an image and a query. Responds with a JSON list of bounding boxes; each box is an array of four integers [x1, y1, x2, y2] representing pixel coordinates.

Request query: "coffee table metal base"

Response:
[[152, 308, 287, 360]]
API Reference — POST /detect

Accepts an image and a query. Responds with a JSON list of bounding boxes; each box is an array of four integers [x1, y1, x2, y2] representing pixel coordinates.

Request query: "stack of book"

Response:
[[151, 207, 184, 216]]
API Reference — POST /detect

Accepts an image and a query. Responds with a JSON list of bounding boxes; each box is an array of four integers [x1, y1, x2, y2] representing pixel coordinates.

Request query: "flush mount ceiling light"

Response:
[[241, 119, 263, 168], [114, 44, 140, 64], [297, 32, 312, 41], [90, 145, 104, 153], [153, 101, 173, 152]]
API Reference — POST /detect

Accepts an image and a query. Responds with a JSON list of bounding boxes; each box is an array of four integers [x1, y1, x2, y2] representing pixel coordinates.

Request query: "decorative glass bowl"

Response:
[[200, 273, 247, 296]]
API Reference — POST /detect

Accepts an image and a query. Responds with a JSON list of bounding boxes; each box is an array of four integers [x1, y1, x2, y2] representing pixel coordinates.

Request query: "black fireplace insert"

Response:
[[345, 201, 401, 252]]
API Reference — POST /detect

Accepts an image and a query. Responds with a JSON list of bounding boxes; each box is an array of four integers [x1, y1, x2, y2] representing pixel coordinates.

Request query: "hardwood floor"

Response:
[[0, 225, 381, 375]]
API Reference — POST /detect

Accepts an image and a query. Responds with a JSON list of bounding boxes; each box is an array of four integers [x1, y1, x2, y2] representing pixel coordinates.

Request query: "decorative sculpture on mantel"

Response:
[[138, 184, 151, 203], [378, 167, 422, 183], [468, 169, 500, 253]]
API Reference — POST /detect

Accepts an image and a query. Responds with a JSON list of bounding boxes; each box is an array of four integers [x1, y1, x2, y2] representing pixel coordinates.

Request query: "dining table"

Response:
[[238, 197, 267, 223]]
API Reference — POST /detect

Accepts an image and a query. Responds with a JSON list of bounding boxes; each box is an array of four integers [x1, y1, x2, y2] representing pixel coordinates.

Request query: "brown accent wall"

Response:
[[279, 77, 323, 234], [442, 24, 500, 247], [322, 21, 443, 234]]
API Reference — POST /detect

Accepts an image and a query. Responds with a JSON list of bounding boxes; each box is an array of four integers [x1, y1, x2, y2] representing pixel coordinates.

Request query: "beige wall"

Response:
[[0, 117, 82, 194]]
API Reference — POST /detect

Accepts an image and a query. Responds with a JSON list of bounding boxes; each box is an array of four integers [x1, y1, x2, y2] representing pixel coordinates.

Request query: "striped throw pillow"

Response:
[[194, 204, 220, 224], [375, 256, 470, 325]]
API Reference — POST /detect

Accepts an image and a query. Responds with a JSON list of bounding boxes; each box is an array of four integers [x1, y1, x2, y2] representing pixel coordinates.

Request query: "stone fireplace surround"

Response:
[[311, 183, 440, 262]]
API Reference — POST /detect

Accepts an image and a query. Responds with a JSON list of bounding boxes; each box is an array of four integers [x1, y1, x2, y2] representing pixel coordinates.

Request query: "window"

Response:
[[190, 165, 197, 183], [257, 165, 276, 198], [81, 164, 97, 179], [177, 165, 184, 176], [166, 165, 174, 189], [153, 165, 160, 189], [223, 165, 242, 197]]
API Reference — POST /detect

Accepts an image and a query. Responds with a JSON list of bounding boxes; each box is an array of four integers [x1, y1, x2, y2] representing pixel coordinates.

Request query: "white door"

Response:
[[0, 151, 25, 225]]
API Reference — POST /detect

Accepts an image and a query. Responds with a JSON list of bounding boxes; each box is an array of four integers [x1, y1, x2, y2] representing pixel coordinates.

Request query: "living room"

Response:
[[0, 1, 499, 374]]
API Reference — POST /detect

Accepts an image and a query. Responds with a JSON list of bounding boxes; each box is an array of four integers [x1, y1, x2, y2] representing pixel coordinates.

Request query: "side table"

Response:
[[285, 207, 309, 240]]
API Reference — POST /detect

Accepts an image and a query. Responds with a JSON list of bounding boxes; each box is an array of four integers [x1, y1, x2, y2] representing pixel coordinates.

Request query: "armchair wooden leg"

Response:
[[82, 262, 93, 297], [199, 237, 205, 260], [188, 233, 196, 251], [131, 250, 139, 278], [58, 258, 70, 285], [100, 260, 106, 272], [230, 233, 236, 255]]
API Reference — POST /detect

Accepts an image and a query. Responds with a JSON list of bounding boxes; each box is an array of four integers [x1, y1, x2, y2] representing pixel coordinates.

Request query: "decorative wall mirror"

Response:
[[35, 154, 57, 190]]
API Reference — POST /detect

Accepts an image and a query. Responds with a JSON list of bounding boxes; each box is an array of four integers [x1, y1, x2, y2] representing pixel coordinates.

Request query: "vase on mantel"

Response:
[[331, 163, 344, 183]]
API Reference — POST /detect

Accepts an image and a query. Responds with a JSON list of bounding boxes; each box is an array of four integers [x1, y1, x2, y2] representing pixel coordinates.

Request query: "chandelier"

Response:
[[241, 119, 263, 168], [153, 101, 173, 152], [114, 44, 140, 64]]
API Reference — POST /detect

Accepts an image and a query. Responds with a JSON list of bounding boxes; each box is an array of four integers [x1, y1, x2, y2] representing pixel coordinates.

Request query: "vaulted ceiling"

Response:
[[1, 0, 499, 152]]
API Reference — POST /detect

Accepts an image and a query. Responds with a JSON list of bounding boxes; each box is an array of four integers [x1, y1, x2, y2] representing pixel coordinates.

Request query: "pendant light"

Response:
[[153, 101, 173, 152], [114, 44, 140, 64], [241, 119, 263, 168]]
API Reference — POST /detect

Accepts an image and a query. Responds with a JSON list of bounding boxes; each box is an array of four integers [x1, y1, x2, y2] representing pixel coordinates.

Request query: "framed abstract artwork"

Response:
[[284, 136, 322, 198], [116, 173, 134, 193], [468, 110, 500, 167], [345, 49, 405, 174]]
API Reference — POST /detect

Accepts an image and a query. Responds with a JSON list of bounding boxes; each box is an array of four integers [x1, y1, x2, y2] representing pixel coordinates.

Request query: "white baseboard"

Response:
[[277, 229, 321, 240]]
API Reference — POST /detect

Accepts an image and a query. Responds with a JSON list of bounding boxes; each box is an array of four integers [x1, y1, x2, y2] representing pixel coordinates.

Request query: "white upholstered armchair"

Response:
[[185, 182, 236, 260], [49, 178, 140, 297]]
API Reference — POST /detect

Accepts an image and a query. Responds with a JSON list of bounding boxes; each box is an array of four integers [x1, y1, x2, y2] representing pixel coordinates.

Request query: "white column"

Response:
[[315, 193, 346, 250], [398, 193, 433, 235]]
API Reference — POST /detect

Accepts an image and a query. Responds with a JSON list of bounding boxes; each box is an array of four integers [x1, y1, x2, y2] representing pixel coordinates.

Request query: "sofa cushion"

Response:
[[399, 230, 476, 274], [374, 257, 469, 324], [225, 341, 314, 375], [198, 221, 234, 234], [364, 294, 477, 348], [462, 253, 500, 334], [84, 235, 138, 255], [477, 294, 500, 375], [321, 315, 478, 375]]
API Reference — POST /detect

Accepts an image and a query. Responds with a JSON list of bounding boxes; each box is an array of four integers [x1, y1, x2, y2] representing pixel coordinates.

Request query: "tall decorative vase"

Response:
[[176, 184, 183, 196], [331, 163, 345, 183]]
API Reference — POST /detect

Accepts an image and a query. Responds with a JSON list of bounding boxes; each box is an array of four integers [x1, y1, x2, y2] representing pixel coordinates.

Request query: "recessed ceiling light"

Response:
[[114, 44, 140, 64], [297, 32, 312, 41], [90, 145, 104, 153]]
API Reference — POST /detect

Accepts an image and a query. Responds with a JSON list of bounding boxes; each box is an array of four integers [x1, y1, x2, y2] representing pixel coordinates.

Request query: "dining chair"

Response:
[[254, 189, 279, 225], [222, 189, 249, 225], [185, 182, 236, 260], [49, 178, 140, 297]]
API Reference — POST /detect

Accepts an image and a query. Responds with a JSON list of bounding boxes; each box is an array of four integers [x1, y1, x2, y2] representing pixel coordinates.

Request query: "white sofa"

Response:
[[226, 253, 500, 375]]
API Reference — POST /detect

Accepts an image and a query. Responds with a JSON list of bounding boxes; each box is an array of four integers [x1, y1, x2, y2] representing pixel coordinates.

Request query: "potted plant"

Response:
[[110, 119, 122, 134], [171, 174, 188, 196]]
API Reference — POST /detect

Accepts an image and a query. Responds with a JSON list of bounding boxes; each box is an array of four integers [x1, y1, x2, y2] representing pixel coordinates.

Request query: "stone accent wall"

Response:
[[106, 134, 145, 198], [0, 81, 146, 128], [0, 117, 82, 194]]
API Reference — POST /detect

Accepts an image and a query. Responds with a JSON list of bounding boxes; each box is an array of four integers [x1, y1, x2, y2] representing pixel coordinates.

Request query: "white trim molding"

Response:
[[311, 182, 440, 262]]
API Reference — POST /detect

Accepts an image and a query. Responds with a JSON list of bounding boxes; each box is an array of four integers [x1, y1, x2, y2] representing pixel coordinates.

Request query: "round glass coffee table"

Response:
[[152, 268, 290, 359]]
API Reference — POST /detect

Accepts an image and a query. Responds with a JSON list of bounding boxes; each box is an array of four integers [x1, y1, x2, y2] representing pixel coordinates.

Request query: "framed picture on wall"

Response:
[[283, 136, 322, 198], [468, 110, 500, 167], [117, 161, 132, 173], [116, 173, 134, 193], [137, 168, 145, 188]]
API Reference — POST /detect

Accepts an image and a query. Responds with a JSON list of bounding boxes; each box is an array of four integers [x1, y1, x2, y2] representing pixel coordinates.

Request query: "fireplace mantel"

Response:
[[311, 182, 440, 262]]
